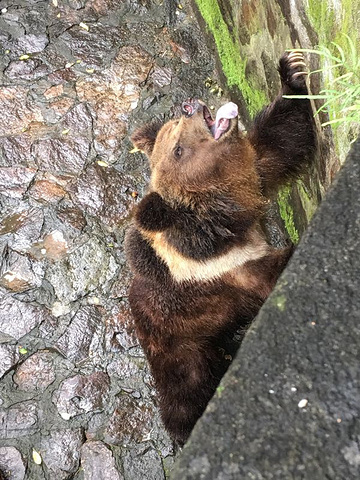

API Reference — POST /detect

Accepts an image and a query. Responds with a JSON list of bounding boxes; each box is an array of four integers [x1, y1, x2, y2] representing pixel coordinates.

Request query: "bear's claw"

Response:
[[279, 51, 308, 93]]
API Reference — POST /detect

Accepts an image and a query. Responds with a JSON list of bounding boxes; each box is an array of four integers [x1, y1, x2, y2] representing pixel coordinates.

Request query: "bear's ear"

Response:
[[131, 121, 162, 157]]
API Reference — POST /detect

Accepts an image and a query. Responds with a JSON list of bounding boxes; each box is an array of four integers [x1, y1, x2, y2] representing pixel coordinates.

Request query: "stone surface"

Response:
[[172, 139, 360, 479], [1, 402, 38, 440], [53, 372, 110, 419], [0, 344, 19, 380], [46, 235, 118, 303], [5, 59, 49, 81], [13, 351, 56, 391], [69, 164, 138, 228], [33, 136, 91, 174], [76, 45, 153, 160], [30, 178, 67, 204], [55, 307, 103, 363], [0, 87, 43, 137], [107, 356, 146, 392], [0, 249, 44, 292], [39, 428, 84, 479], [33, 230, 69, 261], [122, 445, 167, 480], [0, 208, 44, 253], [0, 447, 26, 480], [0, 168, 36, 199], [0, 294, 50, 342], [56, 205, 87, 232], [104, 395, 156, 445], [80, 441, 122, 480], [0, 136, 33, 167], [11, 33, 49, 55]]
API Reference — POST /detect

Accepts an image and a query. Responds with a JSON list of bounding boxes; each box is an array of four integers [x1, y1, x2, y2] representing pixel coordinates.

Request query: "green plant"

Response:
[[283, 35, 360, 132]]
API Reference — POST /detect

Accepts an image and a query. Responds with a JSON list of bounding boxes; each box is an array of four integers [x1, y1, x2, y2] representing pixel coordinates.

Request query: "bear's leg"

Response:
[[160, 388, 210, 446], [149, 345, 223, 446], [250, 51, 317, 192]]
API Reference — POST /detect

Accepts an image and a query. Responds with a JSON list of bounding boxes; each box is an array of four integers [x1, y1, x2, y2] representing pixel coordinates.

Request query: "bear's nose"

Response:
[[181, 98, 200, 117]]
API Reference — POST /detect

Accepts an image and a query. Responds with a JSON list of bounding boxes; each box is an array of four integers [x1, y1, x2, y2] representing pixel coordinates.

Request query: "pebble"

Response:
[[298, 399, 308, 409]]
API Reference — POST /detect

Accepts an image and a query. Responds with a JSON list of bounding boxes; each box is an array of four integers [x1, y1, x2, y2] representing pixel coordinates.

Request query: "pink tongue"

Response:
[[212, 102, 238, 140]]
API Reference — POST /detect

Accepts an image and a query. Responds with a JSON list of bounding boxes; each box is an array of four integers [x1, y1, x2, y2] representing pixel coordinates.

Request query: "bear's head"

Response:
[[131, 99, 262, 209]]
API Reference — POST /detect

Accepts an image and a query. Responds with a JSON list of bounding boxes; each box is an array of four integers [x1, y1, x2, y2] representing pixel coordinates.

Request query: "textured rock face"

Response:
[[53, 372, 111, 419], [0, 345, 19, 380], [0, 1, 218, 478], [39, 429, 84, 480], [13, 351, 56, 391], [0, 447, 26, 480], [0, 0, 343, 478], [76, 45, 153, 160], [0, 86, 44, 137], [80, 441, 121, 480], [0, 294, 50, 342], [192, 0, 343, 243]]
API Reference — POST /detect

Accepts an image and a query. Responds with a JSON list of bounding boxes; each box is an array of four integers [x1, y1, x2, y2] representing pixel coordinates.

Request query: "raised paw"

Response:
[[278, 51, 309, 94]]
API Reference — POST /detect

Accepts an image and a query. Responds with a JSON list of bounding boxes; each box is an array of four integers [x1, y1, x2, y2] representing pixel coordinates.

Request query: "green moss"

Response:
[[307, 0, 336, 42], [216, 385, 225, 397], [272, 294, 287, 312], [194, 0, 267, 117], [297, 181, 317, 222], [278, 186, 299, 244], [308, 0, 358, 46]]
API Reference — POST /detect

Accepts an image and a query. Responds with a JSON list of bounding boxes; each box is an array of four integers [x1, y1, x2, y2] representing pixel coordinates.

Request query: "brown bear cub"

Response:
[[126, 52, 316, 445]]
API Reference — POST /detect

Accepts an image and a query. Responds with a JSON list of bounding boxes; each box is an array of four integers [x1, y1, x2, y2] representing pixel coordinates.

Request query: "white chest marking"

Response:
[[151, 231, 269, 283]]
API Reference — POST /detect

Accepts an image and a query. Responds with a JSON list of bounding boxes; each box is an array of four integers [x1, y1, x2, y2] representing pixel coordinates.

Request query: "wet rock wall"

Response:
[[0, 1, 225, 478], [1, 0, 355, 478]]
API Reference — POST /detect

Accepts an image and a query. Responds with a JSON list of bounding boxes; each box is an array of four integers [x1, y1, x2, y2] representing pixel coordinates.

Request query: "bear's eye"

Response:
[[174, 145, 183, 159]]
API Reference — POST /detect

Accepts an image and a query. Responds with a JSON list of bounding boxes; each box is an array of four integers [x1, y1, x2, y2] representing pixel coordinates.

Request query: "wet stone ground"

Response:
[[0, 1, 224, 478]]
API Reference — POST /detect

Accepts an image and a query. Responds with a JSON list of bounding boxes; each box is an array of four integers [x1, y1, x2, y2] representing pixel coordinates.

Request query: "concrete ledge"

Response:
[[172, 138, 360, 480]]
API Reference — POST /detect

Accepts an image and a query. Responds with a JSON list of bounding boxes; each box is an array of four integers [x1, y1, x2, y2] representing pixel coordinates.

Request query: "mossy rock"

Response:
[[192, 0, 347, 244]]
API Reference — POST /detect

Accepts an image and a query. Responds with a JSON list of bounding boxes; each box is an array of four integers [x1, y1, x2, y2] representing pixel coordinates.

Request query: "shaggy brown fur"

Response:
[[125, 52, 316, 445]]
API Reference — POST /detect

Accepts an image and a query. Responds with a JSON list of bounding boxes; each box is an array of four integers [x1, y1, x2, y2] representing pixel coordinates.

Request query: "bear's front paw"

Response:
[[279, 51, 308, 93], [135, 192, 176, 231]]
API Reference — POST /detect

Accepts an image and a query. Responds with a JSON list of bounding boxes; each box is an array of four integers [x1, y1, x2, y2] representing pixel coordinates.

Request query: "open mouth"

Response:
[[181, 99, 238, 141]]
